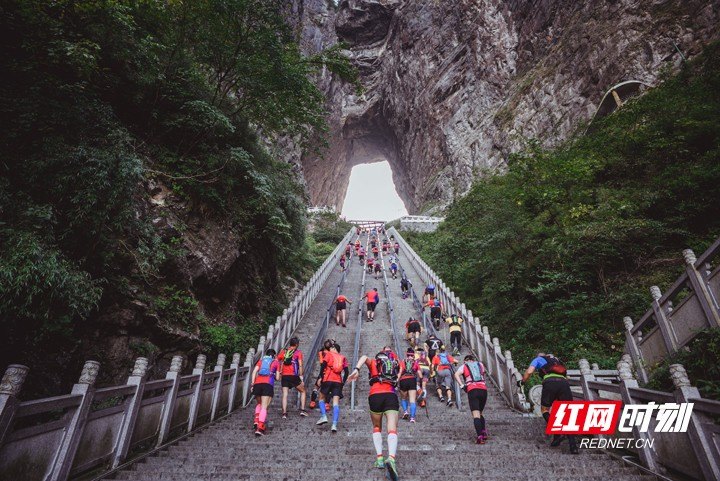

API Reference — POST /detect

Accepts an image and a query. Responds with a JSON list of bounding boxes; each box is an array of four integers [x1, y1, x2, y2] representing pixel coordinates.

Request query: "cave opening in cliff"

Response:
[[341, 161, 408, 221]]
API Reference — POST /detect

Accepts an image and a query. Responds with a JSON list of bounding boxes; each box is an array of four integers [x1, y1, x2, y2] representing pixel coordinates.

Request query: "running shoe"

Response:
[[481, 430, 488, 441], [402, 411, 409, 420], [410, 417, 416, 423], [439, 396, 446, 402], [385, 457, 399, 481], [331, 423, 338, 433], [550, 435, 565, 447], [300, 410, 309, 417], [282, 412, 288, 420], [374, 457, 385, 469], [476, 435, 485, 445], [447, 400, 454, 407], [316, 415, 328, 425]]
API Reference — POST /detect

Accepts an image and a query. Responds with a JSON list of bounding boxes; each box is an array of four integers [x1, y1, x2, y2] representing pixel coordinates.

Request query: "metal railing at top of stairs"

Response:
[[395, 256, 462, 411], [0, 228, 356, 481]]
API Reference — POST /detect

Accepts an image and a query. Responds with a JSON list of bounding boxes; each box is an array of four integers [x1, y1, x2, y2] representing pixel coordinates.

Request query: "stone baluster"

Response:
[[578, 358, 598, 405], [156, 356, 183, 448], [0, 364, 29, 445], [256, 336, 266, 358], [623, 316, 649, 383], [242, 349, 255, 406], [650, 286, 678, 353], [228, 353, 242, 412], [474, 318, 484, 363], [682, 249, 720, 327], [504, 350, 515, 401], [111, 358, 149, 468], [670, 364, 720, 480], [493, 338, 503, 392], [591, 363, 600, 371], [187, 355, 207, 432], [48, 361, 100, 481], [210, 354, 226, 421], [616, 356, 658, 471]]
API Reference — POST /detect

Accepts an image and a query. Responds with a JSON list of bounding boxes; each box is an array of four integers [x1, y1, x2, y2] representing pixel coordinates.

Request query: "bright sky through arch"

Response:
[[341, 161, 408, 221]]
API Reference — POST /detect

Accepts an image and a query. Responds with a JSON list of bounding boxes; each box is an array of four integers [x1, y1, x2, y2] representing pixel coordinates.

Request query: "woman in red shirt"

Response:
[[347, 348, 400, 481]]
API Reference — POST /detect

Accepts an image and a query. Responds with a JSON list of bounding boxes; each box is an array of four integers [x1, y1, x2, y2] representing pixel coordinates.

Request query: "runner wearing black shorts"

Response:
[[348, 349, 401, 480], [398, 348, 419, 422], [454, 354, 489, 444]]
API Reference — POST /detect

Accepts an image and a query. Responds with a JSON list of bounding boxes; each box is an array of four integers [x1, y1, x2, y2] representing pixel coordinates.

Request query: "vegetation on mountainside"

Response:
[[404, 43, 720, 385], [0, 0, 357, 394]]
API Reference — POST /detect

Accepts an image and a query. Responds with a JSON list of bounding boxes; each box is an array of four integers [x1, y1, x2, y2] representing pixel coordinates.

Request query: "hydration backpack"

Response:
[[403, 359, 417, 376], [283, 349, 296, 366], [466, 361, 485, 382], [438, 352, 450, 366], [449, 315, 461, 327], [539, 356, 567, 377], [326, 351, 345, 374], [258, 356, 274, 376], [371, 351, 399, 385]]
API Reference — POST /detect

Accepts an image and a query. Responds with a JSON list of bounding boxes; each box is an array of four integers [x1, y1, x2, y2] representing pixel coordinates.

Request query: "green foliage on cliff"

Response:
[[0, 0, 357, 390], [406, 43, 720, 372]]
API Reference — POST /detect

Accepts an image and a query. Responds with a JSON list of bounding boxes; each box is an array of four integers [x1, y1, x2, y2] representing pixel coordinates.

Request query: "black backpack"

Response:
[[370, 351, 399, 385], [539, 356, 567, 377]]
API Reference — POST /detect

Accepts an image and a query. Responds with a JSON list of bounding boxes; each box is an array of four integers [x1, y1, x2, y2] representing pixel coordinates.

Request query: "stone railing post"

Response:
[[210, 354, 226, 421], [242, 349, 255, 406], [187, 354, 206, 432], [228, 353, 242, 413], [482, 327, 492, 372], [0, 364, 29, 445], [623, 316, 649, 383], [493, 338, 503, 392], [504, 350, 515, 401], [48, 360, 100, 481], [156, 356, 183, 448], [578, 359, 597, 402], [111, 357, 148, 468], [650, 286, 679, 353], [683, 249, 720, 327], [670, 364, 720, 480], [617, 356, 658, 471]]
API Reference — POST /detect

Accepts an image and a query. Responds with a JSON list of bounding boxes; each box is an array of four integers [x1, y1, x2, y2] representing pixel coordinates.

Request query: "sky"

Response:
[[341, 161, 408, 221]]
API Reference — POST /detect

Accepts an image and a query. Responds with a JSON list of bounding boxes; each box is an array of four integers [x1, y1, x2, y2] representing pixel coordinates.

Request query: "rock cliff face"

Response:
[[302, 0, 720, 213]]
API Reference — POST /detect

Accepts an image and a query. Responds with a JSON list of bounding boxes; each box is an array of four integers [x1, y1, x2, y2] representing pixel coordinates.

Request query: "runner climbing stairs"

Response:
[[110, 232, 653, 481]]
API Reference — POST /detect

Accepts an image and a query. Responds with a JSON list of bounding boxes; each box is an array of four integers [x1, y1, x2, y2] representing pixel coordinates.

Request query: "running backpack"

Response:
[[283, 349, 296, 366], [449, 315, 461, 327], [466, 361, 485, 382], [371, 351, 399, 385], [438, 352, 450, 366], [539, 356, 567, 377], [324, 351, 345, 374], [258, 356, 274, 376], [403, 359, 418, 377], [428, 338, 442, 351]]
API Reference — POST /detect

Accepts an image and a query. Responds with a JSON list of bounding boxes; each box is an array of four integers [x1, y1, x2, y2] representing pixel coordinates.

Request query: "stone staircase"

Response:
[[110, 235, 653, 481]]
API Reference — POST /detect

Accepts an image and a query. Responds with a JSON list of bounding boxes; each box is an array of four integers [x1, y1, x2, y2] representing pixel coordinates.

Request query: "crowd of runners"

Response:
[[249, 226, 575, 481]]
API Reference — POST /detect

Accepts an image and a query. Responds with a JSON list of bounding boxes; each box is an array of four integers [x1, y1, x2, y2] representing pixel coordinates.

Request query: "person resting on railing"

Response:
[[454, 354, 489, 445], [519, 353, 578, 455], [432, 347, 458, 407], [347, 347, 401, 481], [251, 348, 280, 436]]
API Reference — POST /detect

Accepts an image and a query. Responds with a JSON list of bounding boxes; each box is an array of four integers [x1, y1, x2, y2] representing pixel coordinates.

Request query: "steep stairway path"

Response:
[[110, 232, 652, 481]]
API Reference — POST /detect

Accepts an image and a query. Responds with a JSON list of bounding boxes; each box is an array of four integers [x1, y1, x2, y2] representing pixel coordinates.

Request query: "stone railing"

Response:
[[399, 216, 444, 233], [0, 229, 354, 481], [546, 357, 720, 481], [389, 228, 529, 411], [624, 238, 720, 383]]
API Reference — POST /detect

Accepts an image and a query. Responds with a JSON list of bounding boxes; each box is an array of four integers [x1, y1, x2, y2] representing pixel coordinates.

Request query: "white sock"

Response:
[[372, 430, 383, 456], [388, 431, 398, 458]]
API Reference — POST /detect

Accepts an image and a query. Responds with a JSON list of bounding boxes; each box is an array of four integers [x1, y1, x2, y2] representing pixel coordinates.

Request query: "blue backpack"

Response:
[[258, 356, 274, 376], [438, 352, 450, 366]]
